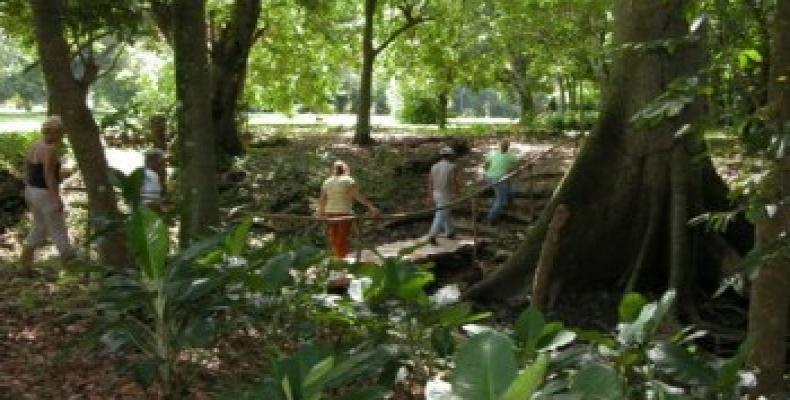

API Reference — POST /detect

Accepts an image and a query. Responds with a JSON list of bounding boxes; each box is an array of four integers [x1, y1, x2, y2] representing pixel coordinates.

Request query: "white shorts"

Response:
[[24, 186, 75, 259]]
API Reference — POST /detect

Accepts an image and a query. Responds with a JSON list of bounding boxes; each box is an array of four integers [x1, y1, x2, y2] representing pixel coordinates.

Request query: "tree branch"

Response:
[[373, 15, 428, 56]]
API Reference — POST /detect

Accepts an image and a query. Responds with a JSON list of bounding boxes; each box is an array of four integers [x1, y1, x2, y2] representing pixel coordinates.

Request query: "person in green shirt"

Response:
[[484, 140, 518, 224]]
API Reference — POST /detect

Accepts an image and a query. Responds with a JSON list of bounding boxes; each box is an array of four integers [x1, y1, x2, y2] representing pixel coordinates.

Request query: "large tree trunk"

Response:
[[210, 0, 262, 159], [30, 0, 128, 267], [747, 0, 790, 396], [173, 0, 220, 245], [354, 0, 377, 145], [466, 0, 746, 309]]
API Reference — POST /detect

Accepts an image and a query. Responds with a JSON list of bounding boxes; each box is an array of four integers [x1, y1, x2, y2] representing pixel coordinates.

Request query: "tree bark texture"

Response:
[[747, 0, 790, 396], [173, 0, 220, 245], [510, 53, 534, 124], [30, 0, 128, 267], [466, 0, 746, 307], [531, 204, 571, 311], [210, 0, 262, 158], [354, 0, 377, 145]]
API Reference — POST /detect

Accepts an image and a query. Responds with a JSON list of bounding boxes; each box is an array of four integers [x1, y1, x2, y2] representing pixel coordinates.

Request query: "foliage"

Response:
[[222, 343, 394, 400], [397, 93, 442, 124], [0, 131, 38, 173], [449, 290, 755, 399]]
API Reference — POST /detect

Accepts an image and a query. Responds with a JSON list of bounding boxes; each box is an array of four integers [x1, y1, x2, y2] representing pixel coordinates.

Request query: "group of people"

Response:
[[318, 139, 519, 259], [18, 115, 518, 269], [19, 116, 167, 273]]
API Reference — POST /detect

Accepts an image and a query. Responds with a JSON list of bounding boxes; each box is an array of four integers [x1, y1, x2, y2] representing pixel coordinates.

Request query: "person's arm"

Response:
[[318, 187, 327, 217], [42, 146, 63, 211], [349, 184, 379, 216]]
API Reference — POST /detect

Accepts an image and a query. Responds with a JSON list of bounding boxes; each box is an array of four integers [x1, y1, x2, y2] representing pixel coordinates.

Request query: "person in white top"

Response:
[[318, 161, 379, 258], [426, 146, 460, 245], [141, 149, 165, 210]]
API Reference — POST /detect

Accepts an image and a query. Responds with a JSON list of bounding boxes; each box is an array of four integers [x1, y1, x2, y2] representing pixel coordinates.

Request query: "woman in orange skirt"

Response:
[[318, 161, 379, 258]]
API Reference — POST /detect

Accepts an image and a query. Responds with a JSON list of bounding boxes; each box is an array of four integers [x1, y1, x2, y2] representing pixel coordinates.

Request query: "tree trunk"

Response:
[[173, 0, 220, 245], [557, 74, 566, 112], [747, 0, 790, 396], [509, 53, 534, 124], [210, 0, 261, 159], [354, 0, 377, 145], [437, 90, 449, 129], [465, 0, 745, 308], [30, 0, 128, 267]]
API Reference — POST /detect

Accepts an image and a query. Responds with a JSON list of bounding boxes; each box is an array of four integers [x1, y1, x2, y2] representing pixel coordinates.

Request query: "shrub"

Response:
[[398, 95, 441, 125]]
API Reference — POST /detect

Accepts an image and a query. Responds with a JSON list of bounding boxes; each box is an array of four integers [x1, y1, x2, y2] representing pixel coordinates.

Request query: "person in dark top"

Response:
[[19, 116, 75, 274]]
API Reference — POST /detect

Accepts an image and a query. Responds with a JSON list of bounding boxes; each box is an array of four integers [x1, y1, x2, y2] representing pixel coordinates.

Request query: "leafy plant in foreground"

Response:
[[95, 207, 254, 398]]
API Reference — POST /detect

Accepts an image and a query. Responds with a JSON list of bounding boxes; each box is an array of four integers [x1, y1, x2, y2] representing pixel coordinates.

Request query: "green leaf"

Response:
[[452, 331, 518, 400], [127, 207, 168, 281], [570, 363, 624, 400], [260, 253, 296, 292], [304, 356, 334, 388], [224, 217, 252, 256], [501, 353, 549, 400], [431, 326, 456, 357], [618, 293, 647, 323], [515, 306, 545, 354], [617, 290, 675, 345]]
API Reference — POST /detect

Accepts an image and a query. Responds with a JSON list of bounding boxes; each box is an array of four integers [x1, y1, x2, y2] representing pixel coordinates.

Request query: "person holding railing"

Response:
[[317, 161, 379, 258], [484, 140, 518, 225]]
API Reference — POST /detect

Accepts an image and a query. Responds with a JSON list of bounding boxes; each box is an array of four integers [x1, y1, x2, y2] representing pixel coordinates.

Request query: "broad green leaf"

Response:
[[618, 293, 647, 323], [501, 353, 549, 400], [617, 290, 676, 345], [224, 217, 252, 256], [452, 331, 518, 400], [127, 207, 168, 281], [570, 363, 624, 400], [304, 356, 334, 388], [515, 306, 545, 353]]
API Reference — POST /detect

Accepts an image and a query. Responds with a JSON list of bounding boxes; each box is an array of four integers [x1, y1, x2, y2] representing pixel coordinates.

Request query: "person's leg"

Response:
[[487, 178, 506, 223], [21, 188, 46, 272], [42, 201, 76, 262], [327, 221, 341, 257], [336, 220, 352, 258], [428, 210, 443, 238], [444, 208, 455, 238]]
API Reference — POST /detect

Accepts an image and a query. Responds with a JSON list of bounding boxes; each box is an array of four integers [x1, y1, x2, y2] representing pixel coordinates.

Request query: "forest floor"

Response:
[[0, 130, 746, 398]]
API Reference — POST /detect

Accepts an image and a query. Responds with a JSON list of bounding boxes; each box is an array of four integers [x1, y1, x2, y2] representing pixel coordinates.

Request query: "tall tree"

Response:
[[466, 0, 750, 314], [747, 0, 790, 396], [354, 0, 430, 145], [172, 0, 219, 244], [151, 0, 262, 159], [28, 0, 132, 267]]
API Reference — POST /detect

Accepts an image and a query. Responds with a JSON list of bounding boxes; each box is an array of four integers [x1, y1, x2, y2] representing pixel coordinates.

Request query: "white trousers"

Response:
[[24, 187, 75, 259]]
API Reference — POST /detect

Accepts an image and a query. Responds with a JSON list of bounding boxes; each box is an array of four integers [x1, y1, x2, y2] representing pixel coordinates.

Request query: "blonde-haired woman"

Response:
[[318, 161, 379, 258], [20, 116, 76, 273]]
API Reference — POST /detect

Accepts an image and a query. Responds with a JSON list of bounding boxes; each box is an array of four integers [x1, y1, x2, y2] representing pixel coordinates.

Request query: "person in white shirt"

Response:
[[426, 146, 460, 245], [141, 149, 165, 210]]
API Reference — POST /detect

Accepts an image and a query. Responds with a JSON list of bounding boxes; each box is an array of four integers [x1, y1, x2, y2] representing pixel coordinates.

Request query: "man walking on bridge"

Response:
[[484, 140, 518, 224], [427, 146, 460, 246]]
